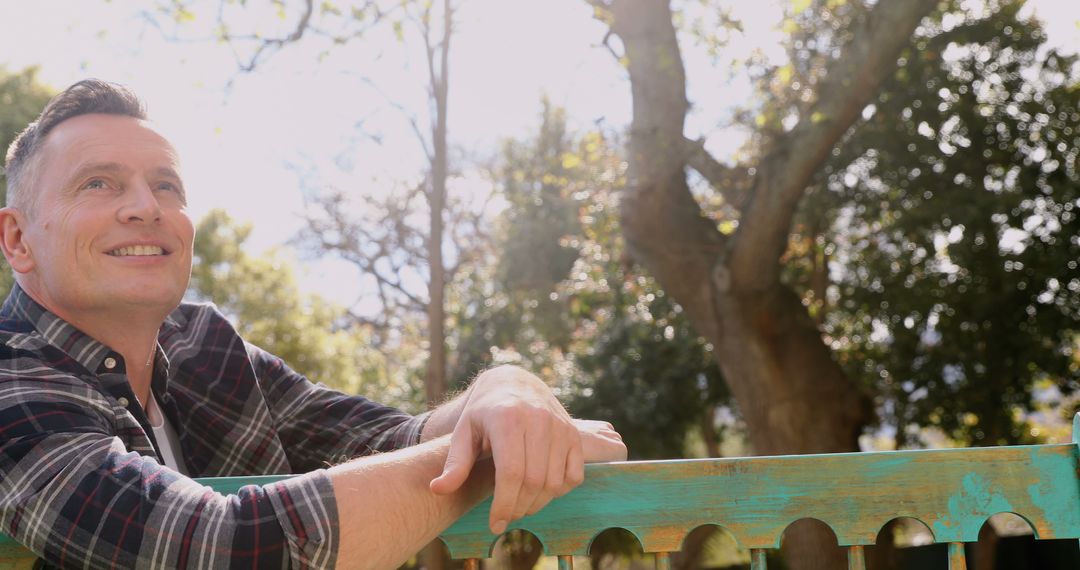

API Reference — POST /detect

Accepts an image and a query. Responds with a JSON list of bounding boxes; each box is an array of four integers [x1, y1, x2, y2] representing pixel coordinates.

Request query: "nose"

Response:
[[116, 180, 163, 224]]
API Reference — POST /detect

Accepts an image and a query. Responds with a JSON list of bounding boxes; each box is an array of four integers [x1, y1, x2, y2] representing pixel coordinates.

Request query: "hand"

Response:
[[573, 419, 627, 463], [428, 366, 615, 534]]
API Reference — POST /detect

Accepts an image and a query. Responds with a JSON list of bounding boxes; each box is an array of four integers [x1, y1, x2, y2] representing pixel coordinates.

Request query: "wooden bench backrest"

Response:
[[3, 414, 1079, 569]]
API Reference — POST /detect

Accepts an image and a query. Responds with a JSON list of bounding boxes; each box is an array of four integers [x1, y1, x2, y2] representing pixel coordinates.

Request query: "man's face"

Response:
[[15, 113, 195, 321]]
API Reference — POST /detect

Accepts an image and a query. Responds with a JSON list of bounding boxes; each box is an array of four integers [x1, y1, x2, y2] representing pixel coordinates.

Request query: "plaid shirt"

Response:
[[0, 284, 428, 569]]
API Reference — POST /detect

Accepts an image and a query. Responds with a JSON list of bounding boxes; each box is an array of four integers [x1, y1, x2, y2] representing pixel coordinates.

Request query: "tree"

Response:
[[583, 1, 1065, 568], [593, 0, 936, 454], [585, 0, 1080, 567], [0, 67, 54, 298], [801, 2, 1080, 449]]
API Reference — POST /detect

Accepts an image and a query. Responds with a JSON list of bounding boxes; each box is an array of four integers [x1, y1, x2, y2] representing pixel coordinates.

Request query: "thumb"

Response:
[[430, 420, 479, 495]]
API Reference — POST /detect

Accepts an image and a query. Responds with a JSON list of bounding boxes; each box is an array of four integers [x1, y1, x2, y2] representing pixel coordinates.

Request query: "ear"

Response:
[[0, 207, 35, 274]]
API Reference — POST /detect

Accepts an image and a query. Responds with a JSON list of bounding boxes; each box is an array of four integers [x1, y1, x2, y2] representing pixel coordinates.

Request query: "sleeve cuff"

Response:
[[265, 470, 340, 569], [405, 410, 432, 446]]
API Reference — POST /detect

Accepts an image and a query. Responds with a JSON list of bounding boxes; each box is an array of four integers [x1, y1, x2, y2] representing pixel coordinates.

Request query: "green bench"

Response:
[[4, 414, 1079, 569]]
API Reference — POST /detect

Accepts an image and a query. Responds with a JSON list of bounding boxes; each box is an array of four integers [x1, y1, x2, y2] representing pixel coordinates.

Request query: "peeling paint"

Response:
[[932, 473, 1014, 541]]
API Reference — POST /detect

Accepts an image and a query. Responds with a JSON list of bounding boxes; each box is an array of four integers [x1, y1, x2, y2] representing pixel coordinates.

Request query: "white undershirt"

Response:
[[145, 395, 189, 475]]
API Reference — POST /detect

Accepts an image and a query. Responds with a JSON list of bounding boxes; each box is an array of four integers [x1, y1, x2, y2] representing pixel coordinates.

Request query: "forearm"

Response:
[[327, 435, 493, 569]]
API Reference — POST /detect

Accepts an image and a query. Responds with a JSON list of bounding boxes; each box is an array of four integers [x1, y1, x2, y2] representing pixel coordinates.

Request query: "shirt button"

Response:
[[104, 357, 117, 370], [117, 397, 130, 407]]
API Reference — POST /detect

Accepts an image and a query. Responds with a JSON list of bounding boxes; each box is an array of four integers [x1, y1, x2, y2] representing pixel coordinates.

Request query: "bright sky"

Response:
[[0, 0, 1077, 305]]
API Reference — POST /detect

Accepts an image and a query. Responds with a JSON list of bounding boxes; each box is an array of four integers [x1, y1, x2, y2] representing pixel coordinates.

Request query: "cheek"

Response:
[[172, 214, 196, 257], [180, 219, 196, 249]]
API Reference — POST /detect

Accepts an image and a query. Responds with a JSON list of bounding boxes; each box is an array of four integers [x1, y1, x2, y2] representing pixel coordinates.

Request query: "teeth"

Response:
[[108, 245, 165, 257]]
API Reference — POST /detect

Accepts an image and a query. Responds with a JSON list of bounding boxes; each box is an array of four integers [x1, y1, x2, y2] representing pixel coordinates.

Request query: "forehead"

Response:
[[39, 113, 181, 173]]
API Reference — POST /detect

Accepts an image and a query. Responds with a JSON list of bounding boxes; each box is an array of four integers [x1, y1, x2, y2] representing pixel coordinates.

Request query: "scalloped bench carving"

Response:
[[3, 414, 1079, 569]]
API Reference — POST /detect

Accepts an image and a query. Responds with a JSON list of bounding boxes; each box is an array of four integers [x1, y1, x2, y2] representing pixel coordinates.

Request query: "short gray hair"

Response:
[[4, 79, 146, 212]]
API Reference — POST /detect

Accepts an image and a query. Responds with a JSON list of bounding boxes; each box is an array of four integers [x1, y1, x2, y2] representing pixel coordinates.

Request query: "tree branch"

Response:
[[681, 136, 751, 209], [234, 0, 315, 72], [728, 0, 938, 291]]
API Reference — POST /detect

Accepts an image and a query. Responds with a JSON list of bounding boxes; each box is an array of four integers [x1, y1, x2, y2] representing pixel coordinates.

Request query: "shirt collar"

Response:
[[0, 283, 171, 380]]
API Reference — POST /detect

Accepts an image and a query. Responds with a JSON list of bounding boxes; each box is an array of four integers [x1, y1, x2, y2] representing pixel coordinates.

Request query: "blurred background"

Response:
[[1, 0, 1078, 568]]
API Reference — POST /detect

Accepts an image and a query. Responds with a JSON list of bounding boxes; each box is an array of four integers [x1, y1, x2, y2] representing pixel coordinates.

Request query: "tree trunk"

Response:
[[425, 0, 452, 410], [422, 6, 453, 570], [701, 404, 721, 458], [603, 0, 938, 568]]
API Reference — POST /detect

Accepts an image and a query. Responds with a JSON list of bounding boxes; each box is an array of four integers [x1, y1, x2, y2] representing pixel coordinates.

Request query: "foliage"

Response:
[[555, 134, 730, 461], [564, 256, 731, 461], [445, 101, 580, 386], [451, 103, 730, 460], [190, 209, 413, 408], [0, 67, 54, 298], [783, 2, 1080, 446]]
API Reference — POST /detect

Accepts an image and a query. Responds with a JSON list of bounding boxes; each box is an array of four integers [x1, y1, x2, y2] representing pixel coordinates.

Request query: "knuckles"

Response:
[[496, 461, 524, 484], [520, 471, 546, 494], [564, 468, 585, 489]]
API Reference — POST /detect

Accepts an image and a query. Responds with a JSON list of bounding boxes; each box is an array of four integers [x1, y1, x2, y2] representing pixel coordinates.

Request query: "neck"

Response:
[[73, 317, 160, 406], [19, 281, 165, 406]]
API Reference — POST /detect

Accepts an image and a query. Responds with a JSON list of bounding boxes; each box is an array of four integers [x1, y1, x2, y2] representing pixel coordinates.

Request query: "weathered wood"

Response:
[[557, 554, 574, 570], [0, 545, 33, 570], [655, 551, 671, 570], [463, 558, 481, 570], [439, 443, 1080, 557]]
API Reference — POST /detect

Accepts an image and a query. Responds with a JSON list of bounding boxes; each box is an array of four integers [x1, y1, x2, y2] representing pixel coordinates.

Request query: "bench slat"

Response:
[[440, 443, 1080, 557]]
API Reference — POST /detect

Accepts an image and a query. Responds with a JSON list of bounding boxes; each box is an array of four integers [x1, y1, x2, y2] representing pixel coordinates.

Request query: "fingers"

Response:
[[430, 419, 479, 495], [524, 422, 575, 516], [489, 410, 583, 532], [563, 432, 585, 492], [511, 410, 552, 520], [487, 418, 525, 534], [576, 419, 628, 463]]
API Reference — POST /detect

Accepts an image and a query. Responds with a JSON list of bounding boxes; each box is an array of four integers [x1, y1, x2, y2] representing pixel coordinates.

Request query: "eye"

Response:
[[155, 180, 188, 205], [82, 178, 109, 190]]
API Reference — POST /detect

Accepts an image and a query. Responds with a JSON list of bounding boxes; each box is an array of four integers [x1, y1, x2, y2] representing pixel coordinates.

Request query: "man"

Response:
[[0, 79, 626, 569]]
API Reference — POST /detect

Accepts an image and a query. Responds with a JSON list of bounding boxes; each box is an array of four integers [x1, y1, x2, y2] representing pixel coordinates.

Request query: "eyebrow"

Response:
[[153, 166, 183, 181], [65, 162, 186, 189], [64, 161, 129, 188]]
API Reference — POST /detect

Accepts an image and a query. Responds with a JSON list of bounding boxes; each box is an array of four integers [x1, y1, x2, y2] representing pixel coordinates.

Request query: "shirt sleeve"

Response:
[[0, 378, 339, 569], [246, 342, 431, 472]]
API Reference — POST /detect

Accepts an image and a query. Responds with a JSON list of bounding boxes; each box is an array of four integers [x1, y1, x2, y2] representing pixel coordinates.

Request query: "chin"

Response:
[[113, 290, 185, 312]]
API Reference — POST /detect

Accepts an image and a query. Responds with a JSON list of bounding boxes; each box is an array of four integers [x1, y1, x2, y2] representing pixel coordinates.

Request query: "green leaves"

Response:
[[793, 4, 1080, 447], [0, 67, 54, 299]]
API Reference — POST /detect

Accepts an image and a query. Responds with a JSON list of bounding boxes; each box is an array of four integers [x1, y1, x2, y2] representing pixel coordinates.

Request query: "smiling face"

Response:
[[3, 113, 195, 324]]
